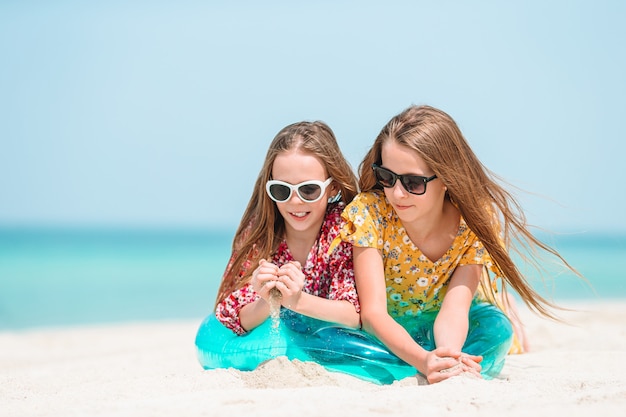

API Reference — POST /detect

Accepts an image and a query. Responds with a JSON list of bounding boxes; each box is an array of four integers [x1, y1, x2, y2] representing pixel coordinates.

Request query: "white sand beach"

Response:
[[2, 300, 625, 417]]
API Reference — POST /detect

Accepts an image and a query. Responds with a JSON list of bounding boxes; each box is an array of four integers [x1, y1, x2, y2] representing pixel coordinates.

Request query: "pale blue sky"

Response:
[[1, 0, 625, 234]]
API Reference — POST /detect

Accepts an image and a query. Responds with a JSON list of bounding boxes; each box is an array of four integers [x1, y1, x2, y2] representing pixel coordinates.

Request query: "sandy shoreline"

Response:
[[2, 300, 625, 416]]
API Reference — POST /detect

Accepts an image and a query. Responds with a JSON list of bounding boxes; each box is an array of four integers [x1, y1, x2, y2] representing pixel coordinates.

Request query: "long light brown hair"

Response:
[[214, 121, 358, 307], [359, 104, 581, 319]]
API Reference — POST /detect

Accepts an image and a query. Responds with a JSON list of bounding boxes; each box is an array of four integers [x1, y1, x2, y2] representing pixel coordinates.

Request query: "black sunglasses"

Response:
[[372, 164, 437, 195]]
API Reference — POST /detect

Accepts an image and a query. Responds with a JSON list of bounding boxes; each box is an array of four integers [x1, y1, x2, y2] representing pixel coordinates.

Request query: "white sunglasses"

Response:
[[265, 178, 332, 203]]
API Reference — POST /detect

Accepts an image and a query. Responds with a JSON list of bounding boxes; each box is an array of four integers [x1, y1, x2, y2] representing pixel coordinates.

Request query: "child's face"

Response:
[[270, 150, 333, 239], [379, 141, 446, 224]]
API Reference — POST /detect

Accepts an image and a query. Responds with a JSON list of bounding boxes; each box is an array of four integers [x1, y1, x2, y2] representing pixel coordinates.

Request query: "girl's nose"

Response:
[[288, 192, 304, 203], [392, 180, 408, 197]]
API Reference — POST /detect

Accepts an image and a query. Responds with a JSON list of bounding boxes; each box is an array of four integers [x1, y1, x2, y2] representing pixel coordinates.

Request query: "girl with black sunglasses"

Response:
[[340, 105, 581, 384]]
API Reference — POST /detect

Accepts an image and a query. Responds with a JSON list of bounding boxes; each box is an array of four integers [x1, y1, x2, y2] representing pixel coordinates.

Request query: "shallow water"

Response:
[[0, 227, 623, 330]]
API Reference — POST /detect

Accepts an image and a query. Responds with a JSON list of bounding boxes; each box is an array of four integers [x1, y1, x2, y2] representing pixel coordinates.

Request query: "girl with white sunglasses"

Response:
[[211, 121, 360, 334]]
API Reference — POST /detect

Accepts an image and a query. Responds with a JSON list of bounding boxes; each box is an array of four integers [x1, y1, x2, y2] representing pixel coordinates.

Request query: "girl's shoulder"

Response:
[[326, 201, 346, 222], [323, 202, 348, 236], [454, 216, 486, 254], [322, 203, 354, 253], [348, 190, 391, 213]]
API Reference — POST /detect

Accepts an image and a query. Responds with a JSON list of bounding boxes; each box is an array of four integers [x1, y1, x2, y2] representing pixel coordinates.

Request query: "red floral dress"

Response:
[[215, 203, 359, 335]]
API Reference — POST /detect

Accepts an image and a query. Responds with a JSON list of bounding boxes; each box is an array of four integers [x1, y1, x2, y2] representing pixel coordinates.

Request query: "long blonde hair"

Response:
[[359, 104, 580, 319], [214, 121, 358, 307]]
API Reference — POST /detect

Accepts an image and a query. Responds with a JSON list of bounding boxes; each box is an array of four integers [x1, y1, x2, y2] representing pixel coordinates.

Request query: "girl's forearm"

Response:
[[289, 293, 360, 329], [434, 264, 480, 350], [239, 298, 271, 332], [363, 314, 430, 373], [433, 308, 469, 351]]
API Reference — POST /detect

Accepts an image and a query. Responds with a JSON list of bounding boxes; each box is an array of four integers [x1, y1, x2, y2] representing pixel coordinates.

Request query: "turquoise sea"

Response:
[[0, 227, 624, 331]]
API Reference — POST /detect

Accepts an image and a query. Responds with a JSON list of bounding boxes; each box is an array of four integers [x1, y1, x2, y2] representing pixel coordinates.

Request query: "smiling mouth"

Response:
[[290, 212, 309, 218]]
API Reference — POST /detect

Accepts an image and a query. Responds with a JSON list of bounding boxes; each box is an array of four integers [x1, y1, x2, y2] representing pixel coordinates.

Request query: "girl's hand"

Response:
[[251, 259, 280, 302], [424, 347, 483, 383], [458, 353, 483, 375], [275, 261, 304, 310]]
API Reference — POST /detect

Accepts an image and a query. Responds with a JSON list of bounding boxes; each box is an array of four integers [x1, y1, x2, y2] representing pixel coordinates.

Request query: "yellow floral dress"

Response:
[[341, 191, 499, 314], [340, 190, 523, 354]]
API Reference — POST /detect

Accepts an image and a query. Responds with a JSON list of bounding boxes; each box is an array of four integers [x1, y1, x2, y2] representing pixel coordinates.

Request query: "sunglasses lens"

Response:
[[374, 167, 395, 187], [268, 184, 291, 201], [373, 165, 430, 195], [402, 176, 426, 195], [297, 184, 322, 202]]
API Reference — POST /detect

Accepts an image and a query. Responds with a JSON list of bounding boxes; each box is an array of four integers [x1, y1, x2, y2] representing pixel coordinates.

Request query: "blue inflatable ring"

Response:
[[194, 302, 513, 385]]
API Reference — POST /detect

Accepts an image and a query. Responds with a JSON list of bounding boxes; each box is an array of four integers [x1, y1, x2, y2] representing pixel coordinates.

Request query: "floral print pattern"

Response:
[[216, 203, 359, 335], [340, 191, 496, 317]]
